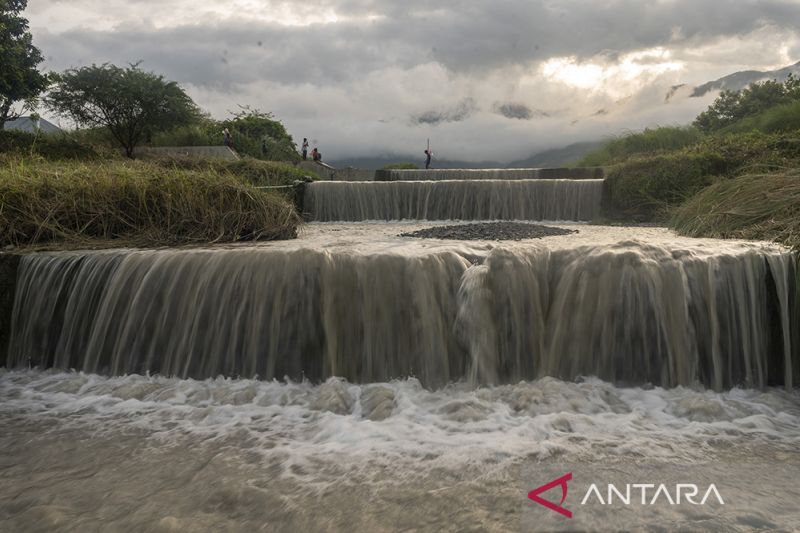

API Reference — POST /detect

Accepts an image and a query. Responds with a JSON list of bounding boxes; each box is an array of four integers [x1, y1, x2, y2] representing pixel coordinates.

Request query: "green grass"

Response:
[[0, 156, 300, 249], [718, 101, 800, 135], [602, 152, 724, 221], [579, 126, 705, 166], [0, 130, 99, 160], [671, 169, 800, 250], [600, 131, 800, 221]]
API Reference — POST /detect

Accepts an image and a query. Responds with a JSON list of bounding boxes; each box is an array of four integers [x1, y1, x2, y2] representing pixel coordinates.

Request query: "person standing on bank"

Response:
[[424, 148, 432, 169], [302, 138, 309, 160], [223, 128, 232, 148]]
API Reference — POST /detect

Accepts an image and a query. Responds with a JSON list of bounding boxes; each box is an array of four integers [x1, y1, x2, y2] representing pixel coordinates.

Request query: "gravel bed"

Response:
[[399, 222, 578, 241]]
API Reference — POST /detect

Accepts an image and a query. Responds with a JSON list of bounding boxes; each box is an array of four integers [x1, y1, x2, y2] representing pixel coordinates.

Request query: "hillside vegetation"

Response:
[[583, 75, 800, 250]]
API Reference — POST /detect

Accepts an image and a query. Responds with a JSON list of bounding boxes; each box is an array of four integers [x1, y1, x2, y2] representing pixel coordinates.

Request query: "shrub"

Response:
[[602, 152, 725, 221], [151, 108, 300, 163], [718, 100, 800, 135], [0, 129, 98, 160]]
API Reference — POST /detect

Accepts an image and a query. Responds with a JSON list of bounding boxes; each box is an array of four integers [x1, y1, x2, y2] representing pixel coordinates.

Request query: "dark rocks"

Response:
[[400, 222, 577, 241]]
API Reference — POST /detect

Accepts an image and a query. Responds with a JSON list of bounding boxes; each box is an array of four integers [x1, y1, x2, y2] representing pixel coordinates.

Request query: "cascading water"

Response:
[[3, 221, 800, 531], [304, 179, 604, 221], [6, 227, 796, 391], [374, 167, 604, 181]]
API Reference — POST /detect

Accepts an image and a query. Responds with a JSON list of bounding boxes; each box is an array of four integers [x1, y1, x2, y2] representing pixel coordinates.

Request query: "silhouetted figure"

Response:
[[223, 128, 232, 148], [261, 138, 268, 157], [302, 138, 309, 160], [424, 149, 432, 169]]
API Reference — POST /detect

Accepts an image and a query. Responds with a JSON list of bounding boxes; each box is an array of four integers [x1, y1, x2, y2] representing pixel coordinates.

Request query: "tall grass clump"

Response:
[[580, 126, 705, 166], [671, 169, 800, 250], [0, 157, 300, 248]]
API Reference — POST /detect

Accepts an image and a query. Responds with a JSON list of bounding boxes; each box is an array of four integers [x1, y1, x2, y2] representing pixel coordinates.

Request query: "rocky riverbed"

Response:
[[399, 222, 578, 241]]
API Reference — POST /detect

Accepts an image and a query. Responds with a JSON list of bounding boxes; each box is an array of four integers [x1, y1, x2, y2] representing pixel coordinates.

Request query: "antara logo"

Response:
[[529, 473, 725, 518], [528, 473, 573, 518]]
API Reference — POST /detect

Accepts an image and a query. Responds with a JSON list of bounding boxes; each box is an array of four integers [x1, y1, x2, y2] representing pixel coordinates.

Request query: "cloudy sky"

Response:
[[25, 0, 800, 162]]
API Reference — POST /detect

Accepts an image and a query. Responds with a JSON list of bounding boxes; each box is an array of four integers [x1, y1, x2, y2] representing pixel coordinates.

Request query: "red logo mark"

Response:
[[528, 472, 573, 518]]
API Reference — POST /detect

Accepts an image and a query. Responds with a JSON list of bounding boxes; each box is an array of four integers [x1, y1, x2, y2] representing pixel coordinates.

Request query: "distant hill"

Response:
[[507, 140, 605, 168], [690, 61, 800, 98]]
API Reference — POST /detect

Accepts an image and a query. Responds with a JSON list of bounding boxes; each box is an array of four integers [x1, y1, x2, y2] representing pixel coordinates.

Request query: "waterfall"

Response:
[[7, 241, 796, 390], [304, 179, 604, 221]]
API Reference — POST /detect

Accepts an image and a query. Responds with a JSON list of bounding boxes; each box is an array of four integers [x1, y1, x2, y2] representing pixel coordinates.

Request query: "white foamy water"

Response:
[[1, 370, 799, 531]]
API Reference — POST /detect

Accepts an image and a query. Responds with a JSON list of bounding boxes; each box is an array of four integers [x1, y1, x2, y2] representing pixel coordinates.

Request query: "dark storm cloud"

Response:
[[413, 98, 477, 125], [31, 0, 800, 89], [492, 102, 551, 120]]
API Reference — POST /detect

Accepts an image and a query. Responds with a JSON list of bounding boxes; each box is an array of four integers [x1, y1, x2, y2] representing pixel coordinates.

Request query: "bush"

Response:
[[151, 109, 300, 163], [602, 152, 725, 220], [0, 130, 98, 160], [671, 169, 800, 250], [690, 132, 800, 172], [718, 100, 800, 135], [0, 156, 300, 248]]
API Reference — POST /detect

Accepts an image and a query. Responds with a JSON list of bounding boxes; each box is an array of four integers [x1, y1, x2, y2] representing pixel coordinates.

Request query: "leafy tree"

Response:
[[220, 106, 299, 161], [45, 63, 200, 157], [694, 76, 800, 133], [0, 0, 49, 128]]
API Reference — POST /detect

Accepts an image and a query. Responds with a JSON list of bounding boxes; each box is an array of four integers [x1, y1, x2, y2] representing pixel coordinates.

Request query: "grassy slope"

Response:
[[0, 156, 302, 249], [671, 170, 800, 250], [592, 130, 800, 225]]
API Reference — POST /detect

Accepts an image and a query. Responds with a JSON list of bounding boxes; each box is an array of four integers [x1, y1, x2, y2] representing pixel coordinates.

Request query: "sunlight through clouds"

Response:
[[541, 48, 684, 98]]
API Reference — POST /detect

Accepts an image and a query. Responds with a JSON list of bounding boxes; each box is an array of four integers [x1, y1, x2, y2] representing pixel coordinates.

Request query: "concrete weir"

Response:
[[374, 167, 604, 181], [304, 179, 604, 222], [4, 226, 797, 390]]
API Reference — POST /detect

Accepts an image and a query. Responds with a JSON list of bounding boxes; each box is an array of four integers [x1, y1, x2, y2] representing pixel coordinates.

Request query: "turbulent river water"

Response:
[[1, 222, 799, 532]]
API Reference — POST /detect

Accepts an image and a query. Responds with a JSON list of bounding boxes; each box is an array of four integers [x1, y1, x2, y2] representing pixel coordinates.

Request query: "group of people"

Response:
[[301, 138, 322, 162], [226, 129, 432, 168]]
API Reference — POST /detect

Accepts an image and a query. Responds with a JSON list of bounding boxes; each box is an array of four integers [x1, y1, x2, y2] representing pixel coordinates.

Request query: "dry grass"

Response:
[[671, 169, 800, 250], [0, 156, 300, 249]]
